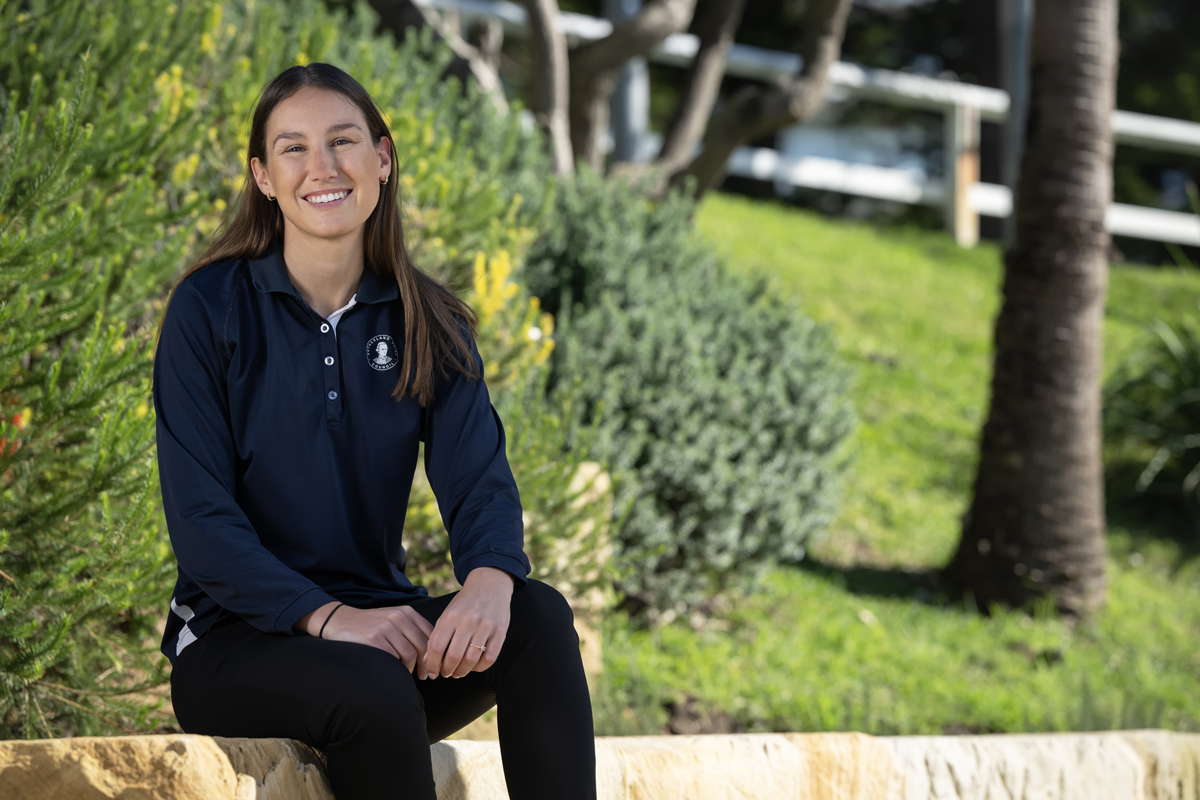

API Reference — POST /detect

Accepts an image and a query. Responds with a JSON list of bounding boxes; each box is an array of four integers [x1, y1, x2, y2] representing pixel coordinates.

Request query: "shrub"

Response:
[[522, 171, 856, 613], [0, 52, 179, 739], [1104, 317, 1200, 525], [403, 249, 615, 608]]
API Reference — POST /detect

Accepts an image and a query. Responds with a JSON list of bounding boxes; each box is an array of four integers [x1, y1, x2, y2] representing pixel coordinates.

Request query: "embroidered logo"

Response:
[[366, 334, 398, 371]]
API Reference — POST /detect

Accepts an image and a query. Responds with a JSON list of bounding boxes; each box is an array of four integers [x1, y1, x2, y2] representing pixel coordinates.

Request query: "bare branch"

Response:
[[368, 0, 508, 112], [569, 0, 700, 171], [656, 0, 747, 174], [470, 18, 505, 76], [523, 0, 575, 175], [672, 0, 853, 198]]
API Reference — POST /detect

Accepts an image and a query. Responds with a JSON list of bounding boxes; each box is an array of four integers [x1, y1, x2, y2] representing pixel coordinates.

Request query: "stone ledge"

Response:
[[1, 729, 1197, 799]]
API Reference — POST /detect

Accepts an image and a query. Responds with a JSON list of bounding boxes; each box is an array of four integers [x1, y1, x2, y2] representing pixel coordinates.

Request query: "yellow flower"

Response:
[[296, 51, 309, 66], [135, 402, 149, 419], [12, 408, 33, 430], [171, 152, 201, 184]]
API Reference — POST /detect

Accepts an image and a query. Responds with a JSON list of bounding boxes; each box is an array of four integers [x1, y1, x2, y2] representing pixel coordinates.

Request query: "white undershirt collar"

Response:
[[326, 293, 358, 337]]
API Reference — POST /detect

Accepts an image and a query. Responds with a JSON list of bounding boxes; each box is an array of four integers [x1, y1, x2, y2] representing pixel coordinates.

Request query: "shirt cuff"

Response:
[[274, 586, 341, 635], [455, 551, 531, 587]]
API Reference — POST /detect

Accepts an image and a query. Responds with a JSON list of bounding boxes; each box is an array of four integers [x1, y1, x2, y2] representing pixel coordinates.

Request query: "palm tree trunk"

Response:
[[945, 0, 1117, 617]]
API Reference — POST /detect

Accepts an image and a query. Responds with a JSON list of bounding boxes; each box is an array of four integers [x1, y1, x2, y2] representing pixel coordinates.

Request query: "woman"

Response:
[[155, 62, 597, 799]]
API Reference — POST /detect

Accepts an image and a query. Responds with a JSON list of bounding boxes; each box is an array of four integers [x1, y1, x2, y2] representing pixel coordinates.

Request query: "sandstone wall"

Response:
[[2, 729, 1198, 799]]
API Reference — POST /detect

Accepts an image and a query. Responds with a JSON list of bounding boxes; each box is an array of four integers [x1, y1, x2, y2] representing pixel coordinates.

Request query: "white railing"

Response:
[[416, 0, 1200, 248]]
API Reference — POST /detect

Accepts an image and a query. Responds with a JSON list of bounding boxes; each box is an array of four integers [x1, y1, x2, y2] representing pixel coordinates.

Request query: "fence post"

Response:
[[945, 102, 981, 247], [605, 0, 649, 162]]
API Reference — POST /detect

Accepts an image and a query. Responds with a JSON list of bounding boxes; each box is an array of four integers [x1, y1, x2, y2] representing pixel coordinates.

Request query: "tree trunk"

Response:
[[568, 0, 698, 172], [945, 0, 1117, 618], [671, 0, 851, 198], [522, 0, 575, 175]]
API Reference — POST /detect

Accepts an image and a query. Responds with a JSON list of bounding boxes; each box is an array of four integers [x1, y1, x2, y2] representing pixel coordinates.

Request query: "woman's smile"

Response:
[[303, 188, 353, 208]]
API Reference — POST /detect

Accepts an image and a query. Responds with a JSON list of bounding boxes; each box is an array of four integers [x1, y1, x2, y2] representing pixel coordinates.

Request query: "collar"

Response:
[[248, 238, 400, 305]]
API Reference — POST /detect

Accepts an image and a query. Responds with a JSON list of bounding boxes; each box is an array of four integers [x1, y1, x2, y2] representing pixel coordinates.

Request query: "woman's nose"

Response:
[[309, 146, 339, 178]]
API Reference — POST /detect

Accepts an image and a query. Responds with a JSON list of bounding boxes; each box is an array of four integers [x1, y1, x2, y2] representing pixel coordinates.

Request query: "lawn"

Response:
[[592, 192, 1200, 737]]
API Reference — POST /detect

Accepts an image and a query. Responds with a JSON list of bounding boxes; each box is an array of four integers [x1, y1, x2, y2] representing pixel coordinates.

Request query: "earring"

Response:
[[267, 191, 275, 201], [380, 176, 388, 185]]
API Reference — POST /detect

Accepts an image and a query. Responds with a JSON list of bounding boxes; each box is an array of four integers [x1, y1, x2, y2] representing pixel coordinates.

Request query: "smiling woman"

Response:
[[152, 63, 596, 800]]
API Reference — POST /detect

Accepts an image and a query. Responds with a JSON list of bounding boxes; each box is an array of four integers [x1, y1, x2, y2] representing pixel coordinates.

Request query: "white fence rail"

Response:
[[416, 0, 1200, 248]]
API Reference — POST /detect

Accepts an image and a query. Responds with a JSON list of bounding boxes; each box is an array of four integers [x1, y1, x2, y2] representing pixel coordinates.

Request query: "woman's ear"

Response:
[[250, 156, 274, 199], [377, 136, 392, 181]]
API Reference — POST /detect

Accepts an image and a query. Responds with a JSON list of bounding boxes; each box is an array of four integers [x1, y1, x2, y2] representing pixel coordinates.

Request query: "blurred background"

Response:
[[2, 0, 1198, 742]]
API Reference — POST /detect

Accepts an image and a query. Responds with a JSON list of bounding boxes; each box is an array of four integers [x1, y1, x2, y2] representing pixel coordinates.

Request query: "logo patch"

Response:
[[366, 334, 398, 371]]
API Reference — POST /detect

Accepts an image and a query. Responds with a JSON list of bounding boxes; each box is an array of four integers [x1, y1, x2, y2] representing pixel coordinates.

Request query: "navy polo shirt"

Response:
[[153, 238, 530, 666]]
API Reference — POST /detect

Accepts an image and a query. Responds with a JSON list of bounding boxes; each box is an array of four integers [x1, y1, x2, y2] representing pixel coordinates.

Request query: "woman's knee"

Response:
[[509, 579, 577, 640]]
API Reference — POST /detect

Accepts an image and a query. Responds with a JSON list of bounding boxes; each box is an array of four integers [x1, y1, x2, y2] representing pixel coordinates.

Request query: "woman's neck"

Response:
[[281, 225, 365, 319]]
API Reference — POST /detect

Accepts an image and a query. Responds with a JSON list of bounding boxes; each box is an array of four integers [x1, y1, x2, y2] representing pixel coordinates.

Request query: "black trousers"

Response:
[[170, 579, 597, 799]]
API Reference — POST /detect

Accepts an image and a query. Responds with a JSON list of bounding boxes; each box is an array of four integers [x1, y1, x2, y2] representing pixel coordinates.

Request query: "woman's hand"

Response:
[[423, 567, 514, 679], [297, 602, 435, 678]]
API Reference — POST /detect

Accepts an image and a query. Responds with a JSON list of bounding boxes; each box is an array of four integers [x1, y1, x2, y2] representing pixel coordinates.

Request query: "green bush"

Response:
[[1104, 317, 1200, 524], [0, 51, 181, 739], [403, 249, 616, 609], [0, 0, 554, 738], [522, 171, 856, 614]]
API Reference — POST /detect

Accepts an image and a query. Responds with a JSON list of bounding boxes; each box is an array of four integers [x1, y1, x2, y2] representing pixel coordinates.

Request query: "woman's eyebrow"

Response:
[[272, 122, 364, 148]]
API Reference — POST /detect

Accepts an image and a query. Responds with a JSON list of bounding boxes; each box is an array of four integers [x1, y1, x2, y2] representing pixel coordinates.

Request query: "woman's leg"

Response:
[[169, 579, 596, 800], [170, 611, 438, 800], [409, 579, 598, 800]]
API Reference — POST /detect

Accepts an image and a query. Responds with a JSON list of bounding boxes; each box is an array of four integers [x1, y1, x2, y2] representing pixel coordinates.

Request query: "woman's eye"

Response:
[[285, 139, 352, 153]]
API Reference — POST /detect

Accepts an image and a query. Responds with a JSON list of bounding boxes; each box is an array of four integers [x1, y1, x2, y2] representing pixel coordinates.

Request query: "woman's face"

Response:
[[250, 86, 392, 245]]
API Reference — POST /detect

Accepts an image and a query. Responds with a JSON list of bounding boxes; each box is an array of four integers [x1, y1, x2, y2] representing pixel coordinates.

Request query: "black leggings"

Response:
[[170, 579, 597, 799]]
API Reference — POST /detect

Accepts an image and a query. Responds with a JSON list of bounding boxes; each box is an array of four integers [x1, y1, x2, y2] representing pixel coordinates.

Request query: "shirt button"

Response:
[[327, 390, 338, 400], [320, 323, 330, 333], [324, 356, 334, 366]]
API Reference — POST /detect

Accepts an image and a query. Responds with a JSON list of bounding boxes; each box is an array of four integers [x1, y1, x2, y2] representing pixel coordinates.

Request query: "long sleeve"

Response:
[[422, 334, 531, 586], [153, 283, 339, 634]]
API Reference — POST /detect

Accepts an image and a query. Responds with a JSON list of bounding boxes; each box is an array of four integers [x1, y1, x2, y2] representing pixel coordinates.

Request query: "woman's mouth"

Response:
[[304, 188, 352, 208]]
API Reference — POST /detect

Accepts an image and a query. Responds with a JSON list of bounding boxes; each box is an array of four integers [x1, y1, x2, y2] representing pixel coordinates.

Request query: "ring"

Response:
[[468, 643, 486, 652]]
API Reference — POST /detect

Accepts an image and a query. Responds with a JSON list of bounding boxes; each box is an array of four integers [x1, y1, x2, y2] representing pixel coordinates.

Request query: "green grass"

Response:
[[593, 192, 1200, 737], [696, 193, 1200, 568]]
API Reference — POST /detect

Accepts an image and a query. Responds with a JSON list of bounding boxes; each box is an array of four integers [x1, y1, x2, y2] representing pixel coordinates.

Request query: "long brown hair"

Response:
[[158, 62, 479, 406]]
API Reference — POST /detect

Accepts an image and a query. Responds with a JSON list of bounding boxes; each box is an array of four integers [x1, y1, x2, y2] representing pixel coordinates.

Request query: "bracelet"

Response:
[[318, 602, 346, 639]]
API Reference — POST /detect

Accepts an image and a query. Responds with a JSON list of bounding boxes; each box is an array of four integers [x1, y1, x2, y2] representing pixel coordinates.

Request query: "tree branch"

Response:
[[568, 0, 699, 171], [522, 0, 575, 175], [368, 0, 508, 112], [672, 0, 852, 198], [656, 0, 747, 174]]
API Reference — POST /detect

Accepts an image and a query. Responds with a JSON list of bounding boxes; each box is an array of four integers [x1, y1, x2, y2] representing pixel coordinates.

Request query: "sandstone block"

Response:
[[1117, 730, 1200, 800], [210, 736, 333, 800], [594, 732, 902, 800], [0, 733, 246, 800], [884, 732, 1145, 800]]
